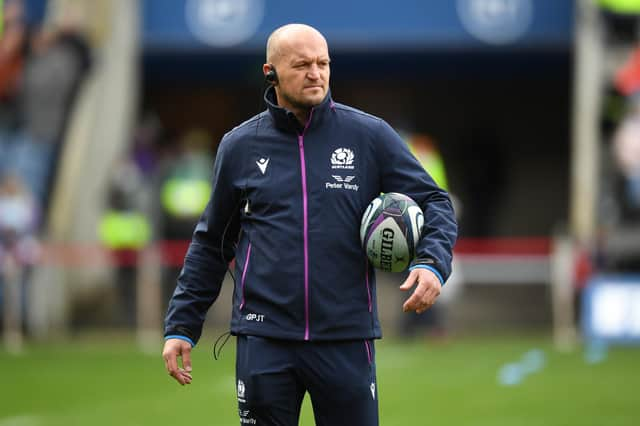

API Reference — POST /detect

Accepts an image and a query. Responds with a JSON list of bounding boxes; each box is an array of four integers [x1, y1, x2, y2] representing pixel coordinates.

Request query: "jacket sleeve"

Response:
[[164, 135, 242, 345], [375, 119, 458, 282]]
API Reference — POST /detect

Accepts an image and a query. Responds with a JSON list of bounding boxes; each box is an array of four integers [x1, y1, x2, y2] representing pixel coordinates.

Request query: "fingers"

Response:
[[163, 339, 193, 386], [182, 346, 192, 373], [414, 290, 436, 314], [163, 346, 178, 379], [177, 368, 193, 385], [402, 287, 433, 313], [179, 345, 193, 385], [399, 269, 419, 291], [401, 270, 441, 314], [402, 283, 427, 312]]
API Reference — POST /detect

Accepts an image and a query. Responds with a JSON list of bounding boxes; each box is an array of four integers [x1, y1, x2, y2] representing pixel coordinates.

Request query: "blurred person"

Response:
[[399, 132, 464, 339], [1, 15, 92, 211], [13, 21, 90, 204], [459, 125, 506, 237], [614, 45, 640, 97], [0, 173, 38, 260], [0, 0, 27, 130], [131, 112, 162, 179], [0, 173, 39, 327], [599, 0, 640, 14], [162, 24, 457, 426], [613, 45, 640, 216], [404, 131, 464, 216], [0, 0, 28, 175], [405, 132, 448, 190], [158, 128, 213, 306], [20, 11, 91, 146], [598, 0, 640, 43], [159, 128, 213, 239], [98, 114, 164, 326], [98, 156, 152, 328], [612, 95, 640, 212]]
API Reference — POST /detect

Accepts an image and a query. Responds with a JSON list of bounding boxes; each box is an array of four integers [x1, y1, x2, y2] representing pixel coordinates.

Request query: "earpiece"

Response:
[[265, 64, 278, 85]]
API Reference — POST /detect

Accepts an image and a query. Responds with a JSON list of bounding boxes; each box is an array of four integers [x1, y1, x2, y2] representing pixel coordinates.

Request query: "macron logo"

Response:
[[256, 158, 269, 174]]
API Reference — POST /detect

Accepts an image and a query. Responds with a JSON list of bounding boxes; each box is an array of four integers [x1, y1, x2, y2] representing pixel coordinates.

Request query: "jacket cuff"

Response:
[[165, 335, 195, 347], [409, 263, 444, 285], [164, 326, 197, 346]]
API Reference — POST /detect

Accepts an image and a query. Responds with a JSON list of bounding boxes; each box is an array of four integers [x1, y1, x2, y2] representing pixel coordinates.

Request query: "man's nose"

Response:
[[307, 64, 320, 79]]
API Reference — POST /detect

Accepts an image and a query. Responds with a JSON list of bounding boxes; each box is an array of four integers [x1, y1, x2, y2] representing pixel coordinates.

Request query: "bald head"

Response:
[[263, 23, 331, 123], [266, 24, 328, 65]]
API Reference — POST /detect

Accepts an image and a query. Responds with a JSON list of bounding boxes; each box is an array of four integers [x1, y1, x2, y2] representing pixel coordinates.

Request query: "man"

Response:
[[162, 23, 457, 426]]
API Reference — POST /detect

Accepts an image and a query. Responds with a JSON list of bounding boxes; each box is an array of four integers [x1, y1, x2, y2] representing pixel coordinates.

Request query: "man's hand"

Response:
[[162, 338, 193, 385], [399, 268, 442, 314]]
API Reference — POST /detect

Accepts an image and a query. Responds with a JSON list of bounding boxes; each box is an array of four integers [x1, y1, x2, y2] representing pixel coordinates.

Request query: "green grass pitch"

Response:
[[0, 334, 638, 425]]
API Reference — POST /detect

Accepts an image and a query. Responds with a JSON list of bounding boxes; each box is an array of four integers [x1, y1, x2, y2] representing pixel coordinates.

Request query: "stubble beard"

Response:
[[279, 89, 324, 112]]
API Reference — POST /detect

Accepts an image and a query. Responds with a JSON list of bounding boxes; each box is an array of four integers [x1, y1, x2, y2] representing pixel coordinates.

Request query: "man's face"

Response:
[[272, 33, 330, 110]]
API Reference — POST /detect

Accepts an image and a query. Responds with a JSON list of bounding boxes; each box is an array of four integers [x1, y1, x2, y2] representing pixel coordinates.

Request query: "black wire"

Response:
[[212, 84, 264, 362], [213, 193, 246, 360], [219, 193, 245, 286], [260, 80, 271, 114], [213, 331, 232, 360], [220, 216, 237, 286]]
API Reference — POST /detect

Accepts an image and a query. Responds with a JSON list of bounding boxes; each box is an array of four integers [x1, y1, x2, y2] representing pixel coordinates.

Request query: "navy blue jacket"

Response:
[[164, 87, 457, 345]]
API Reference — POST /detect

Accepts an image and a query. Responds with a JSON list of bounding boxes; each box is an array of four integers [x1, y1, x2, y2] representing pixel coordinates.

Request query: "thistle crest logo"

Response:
[[331, 148, 355, 170]]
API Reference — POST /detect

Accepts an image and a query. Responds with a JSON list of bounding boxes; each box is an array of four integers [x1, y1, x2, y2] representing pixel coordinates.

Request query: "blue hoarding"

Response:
[[142, 0, 574, 52], [582, 275, 640, 345]]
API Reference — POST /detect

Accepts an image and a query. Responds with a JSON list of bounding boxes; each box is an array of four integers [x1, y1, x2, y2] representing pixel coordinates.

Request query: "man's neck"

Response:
[[292, 109, 311, 127], [275, 92, 311, 127]]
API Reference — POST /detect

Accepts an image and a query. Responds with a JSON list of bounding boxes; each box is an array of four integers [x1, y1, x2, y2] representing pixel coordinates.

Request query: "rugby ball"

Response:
[[360, 193, 424, 272]]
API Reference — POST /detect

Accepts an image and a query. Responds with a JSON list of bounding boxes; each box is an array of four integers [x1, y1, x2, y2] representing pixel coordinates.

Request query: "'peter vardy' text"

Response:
[[325, 182, 359, 191]]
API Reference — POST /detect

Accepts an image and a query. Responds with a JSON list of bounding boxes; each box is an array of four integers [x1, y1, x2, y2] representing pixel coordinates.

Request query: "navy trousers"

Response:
[[235, 335, 379, 426]]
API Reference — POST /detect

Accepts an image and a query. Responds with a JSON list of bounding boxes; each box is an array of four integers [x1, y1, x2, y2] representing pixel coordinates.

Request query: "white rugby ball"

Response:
[[360, 192, 424, 272]]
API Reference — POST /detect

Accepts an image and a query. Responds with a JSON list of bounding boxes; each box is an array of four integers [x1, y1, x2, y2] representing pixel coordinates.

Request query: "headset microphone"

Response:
[[265, 64, 278, 85]]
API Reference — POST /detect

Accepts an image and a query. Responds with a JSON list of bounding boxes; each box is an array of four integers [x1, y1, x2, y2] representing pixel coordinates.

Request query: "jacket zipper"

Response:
[[239, 242, 252, 310], [298, 108, 314, 340]]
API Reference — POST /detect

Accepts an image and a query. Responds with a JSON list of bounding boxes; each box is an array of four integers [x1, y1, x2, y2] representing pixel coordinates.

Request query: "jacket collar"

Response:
[[264, 86, 334, 134]]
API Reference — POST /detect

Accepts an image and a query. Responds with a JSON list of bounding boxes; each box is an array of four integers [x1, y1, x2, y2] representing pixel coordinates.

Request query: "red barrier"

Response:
[[453, 237, 552, 256], [16, 237, 552, 268], [36, 241, 191, 267]]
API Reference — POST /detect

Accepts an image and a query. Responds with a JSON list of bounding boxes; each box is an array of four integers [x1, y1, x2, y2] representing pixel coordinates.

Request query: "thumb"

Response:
[[399, 269, 418, 291]]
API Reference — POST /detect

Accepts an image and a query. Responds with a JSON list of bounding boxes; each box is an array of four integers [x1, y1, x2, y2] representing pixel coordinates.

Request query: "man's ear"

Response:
[[264, 63, 278, 85]]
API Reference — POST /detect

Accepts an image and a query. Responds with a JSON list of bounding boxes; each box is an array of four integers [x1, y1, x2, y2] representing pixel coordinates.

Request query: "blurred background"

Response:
[[1, 0, 639, 425]]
